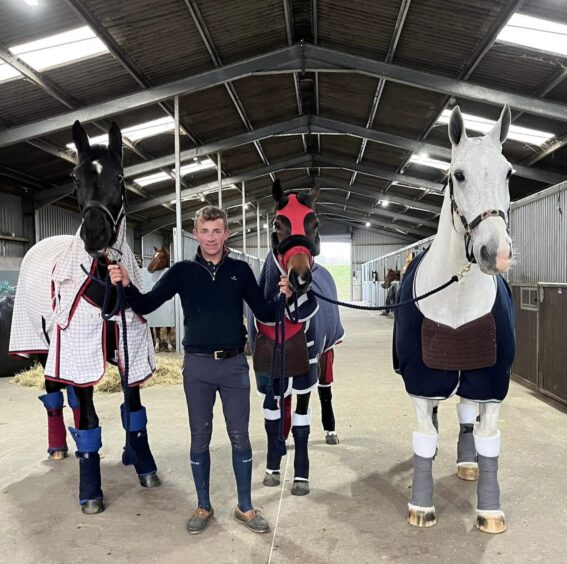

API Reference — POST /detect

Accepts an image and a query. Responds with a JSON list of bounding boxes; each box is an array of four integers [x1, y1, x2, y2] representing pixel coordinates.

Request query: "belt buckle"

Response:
[[213, 350, 223, 360]]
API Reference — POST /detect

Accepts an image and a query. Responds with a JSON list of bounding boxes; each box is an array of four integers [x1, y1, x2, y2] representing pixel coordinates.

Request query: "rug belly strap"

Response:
[[421, 313, 497, 371]]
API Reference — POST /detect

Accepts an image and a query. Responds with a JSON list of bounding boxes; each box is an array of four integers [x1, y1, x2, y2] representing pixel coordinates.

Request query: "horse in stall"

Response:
[[394, 105, 515, 533], [9, 121, 160, 514], [145, 245, 175, 352], [381, 268, 400, 316], [248, 180, 344, 496]]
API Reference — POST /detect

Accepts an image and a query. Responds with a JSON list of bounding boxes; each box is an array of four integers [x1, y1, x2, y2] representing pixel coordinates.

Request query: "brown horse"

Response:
[[147, 246, 174, 352]]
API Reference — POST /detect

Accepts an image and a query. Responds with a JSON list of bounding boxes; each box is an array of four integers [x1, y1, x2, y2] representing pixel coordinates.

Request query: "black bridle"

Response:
[[448, 177, 509, 263], [79, 184, 126, 250]]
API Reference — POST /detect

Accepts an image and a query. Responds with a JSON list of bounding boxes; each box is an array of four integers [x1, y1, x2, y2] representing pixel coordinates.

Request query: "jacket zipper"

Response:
[[194, 259, 226, 281]]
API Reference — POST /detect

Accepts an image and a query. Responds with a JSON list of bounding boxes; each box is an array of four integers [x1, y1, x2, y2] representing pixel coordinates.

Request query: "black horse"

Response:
[[10, 121, 160, 514]]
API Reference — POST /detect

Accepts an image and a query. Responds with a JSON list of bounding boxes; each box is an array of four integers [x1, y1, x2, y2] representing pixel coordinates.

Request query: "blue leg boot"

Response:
[[263, 410, 283, 487], [69, 426, 104, 514], [121, 404, 160, 488], [291, 409, 311, 496], [39, 391, 68, 459]]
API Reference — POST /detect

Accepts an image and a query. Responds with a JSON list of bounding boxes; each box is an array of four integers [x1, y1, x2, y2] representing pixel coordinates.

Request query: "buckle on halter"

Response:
[[213, 350, 223, 360], [457, 263, 472, 280]]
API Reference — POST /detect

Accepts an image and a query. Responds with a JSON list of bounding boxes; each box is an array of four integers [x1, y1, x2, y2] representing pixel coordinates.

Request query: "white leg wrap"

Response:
[[412, 431, 438, 459], [474, 431, 501, 458], [457, 402, 477, 424], [263, 408, 281, 421], [292, 406, 312, 427]]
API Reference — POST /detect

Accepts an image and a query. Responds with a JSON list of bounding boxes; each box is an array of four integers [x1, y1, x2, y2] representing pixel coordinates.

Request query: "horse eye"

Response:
[[454, 171, 465, 182], [274, 222, 281, 230], [506, 169, 513, 180], [117, 174, 124, 182]]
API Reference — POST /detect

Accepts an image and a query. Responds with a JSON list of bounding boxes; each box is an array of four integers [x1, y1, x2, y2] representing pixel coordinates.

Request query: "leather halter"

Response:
[[448, 177, 509, 263], [80, 193, 126, 249]]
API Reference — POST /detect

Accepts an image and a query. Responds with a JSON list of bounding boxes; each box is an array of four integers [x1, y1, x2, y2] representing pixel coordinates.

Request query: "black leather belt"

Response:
[[190, 349, 243, 360]]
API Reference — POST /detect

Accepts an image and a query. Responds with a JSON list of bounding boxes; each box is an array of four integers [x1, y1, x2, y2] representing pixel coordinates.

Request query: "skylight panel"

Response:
[[497, 14, 567, 58], [437, 109, 554, 146], [408, 153, 450, 171], [66, 117, 177, 150], [135, 158, 216, 187], [0, 62, 22, 83], [10, 26, 108, 72]]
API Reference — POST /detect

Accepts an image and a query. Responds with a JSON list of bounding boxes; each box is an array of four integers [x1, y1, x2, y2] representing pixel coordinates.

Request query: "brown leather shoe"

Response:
[[233, 507, 270, 533], [186, 507, 214, 535]]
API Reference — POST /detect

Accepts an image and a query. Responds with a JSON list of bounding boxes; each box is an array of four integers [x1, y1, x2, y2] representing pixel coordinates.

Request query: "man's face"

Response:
[[193, 218, 229, 257]]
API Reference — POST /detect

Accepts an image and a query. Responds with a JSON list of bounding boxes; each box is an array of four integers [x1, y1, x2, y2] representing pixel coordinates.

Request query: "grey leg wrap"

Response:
[[477, 455, 501, 511], [410, 455, 434, 508], [457, 424, 477, 463]]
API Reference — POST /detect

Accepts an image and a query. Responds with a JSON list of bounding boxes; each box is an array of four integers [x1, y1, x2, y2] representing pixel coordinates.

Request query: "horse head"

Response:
[[147, 246, 170, 273], [382, 268, 401, 289], [448, 105, 513, 274], [72, 120, 125, 256], [271, 179, 320, 294]]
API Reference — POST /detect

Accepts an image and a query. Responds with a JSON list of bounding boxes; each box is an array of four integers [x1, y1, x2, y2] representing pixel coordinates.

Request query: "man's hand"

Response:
[[108, 263, 131, 288], [279, 275, 293, 299]]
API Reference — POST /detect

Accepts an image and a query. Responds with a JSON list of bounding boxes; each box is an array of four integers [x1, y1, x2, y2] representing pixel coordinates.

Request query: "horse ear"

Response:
[[108, 122, 123, 161], [308, 187, 320, 205], [488, 104, 511, 145], [72, 120, 91, 157], [272, 179, 283, 202], [448, 106, 467, 146]]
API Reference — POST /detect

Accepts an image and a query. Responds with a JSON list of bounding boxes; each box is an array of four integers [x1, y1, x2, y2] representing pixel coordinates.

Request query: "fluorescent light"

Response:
[[263, 223, 268, 229], [10, 26, 108, 72], [365, 221, 371, 227], [381, 200, 389, 208], [408, 154, 450, 171], [244, 203, 249, 210], [437, 109, 554, 146], [497, 14, 567, 58], [23, 0, 40, 6]]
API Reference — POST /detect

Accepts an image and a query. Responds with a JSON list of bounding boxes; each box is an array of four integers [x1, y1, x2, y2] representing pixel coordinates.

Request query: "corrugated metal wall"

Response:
[[141, 232, 166, 267], [36, 205, 81, 240], [351, 229, 408, 268], [229, 232, 270, 260], [509, 181, 567, 285], [0, 193, 30, 257]]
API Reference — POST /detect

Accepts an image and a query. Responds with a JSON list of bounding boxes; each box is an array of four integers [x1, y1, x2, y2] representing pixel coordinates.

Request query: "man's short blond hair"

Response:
[[194, 205, 228, 230]]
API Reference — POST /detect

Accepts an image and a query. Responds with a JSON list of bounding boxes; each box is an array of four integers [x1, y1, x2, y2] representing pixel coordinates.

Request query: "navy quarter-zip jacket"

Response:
[[124, 253, 278, 353]]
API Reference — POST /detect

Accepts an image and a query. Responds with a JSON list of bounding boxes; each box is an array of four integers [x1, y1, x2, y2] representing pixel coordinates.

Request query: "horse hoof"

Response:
[[49, 449, 68, 461], [263, 472, 280, 487], [167, 345, 173, 352], [154, 346, 160, 353], [82, 499, 105, 515], [139, 473, 161, 488], [291, 481, 310, 496], [476, 511, 507, 534], [325, 433, 339, 445], [407, 504, 436, 528], [457, 463, 479, 481]]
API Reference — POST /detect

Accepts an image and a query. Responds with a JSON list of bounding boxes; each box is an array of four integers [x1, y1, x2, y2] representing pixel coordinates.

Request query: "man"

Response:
[[108, 206, 291, 535]]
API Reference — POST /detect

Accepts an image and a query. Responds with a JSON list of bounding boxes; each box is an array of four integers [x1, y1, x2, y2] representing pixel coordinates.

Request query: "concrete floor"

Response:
[[1, 308, 567, 564]]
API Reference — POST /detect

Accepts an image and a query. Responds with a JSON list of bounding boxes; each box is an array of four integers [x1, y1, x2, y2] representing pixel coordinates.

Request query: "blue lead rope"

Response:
[[80, 262, 137, 466]]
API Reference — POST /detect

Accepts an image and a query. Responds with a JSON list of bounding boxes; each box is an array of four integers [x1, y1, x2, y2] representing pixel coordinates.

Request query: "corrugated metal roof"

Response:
[[0, 0, 566, 243]]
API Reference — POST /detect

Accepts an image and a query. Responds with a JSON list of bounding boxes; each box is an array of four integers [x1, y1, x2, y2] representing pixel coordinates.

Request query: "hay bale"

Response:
[[11, 353, 183, 393]]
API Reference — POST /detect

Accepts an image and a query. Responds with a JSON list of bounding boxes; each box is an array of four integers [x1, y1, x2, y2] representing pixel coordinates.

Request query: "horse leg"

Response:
[[318, 349, 339, 445], [40, 374, 68, 460], [291, 392, 311, 496], [408, 397, 438, 528], [432, 401, 439, 433], [152, 327, 160, 353], [68, 385, 104, 514], [166, 327, 173, 352], [456, 398, 479, 481], [262, 393, 284, 487], [474, 402, 506, 534], [120, 385, 161, 488]]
